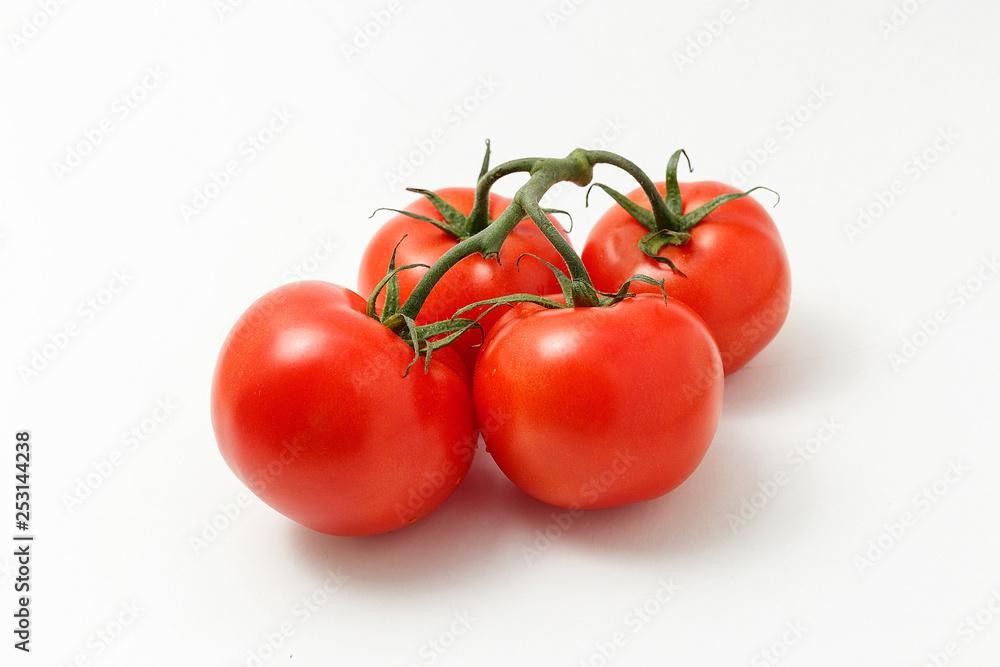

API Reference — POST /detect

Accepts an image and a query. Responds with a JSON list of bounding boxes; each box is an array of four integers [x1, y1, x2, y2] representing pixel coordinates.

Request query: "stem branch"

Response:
[[585, 150, 681, 232], [398, 151, 595, 320], [394, 146, 680, 322]]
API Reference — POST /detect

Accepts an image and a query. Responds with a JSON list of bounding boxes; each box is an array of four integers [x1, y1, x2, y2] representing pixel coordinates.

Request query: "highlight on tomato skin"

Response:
[[209, 280, 478, 536], [582, 180, 791, 375], [471, 293, 724, 510]]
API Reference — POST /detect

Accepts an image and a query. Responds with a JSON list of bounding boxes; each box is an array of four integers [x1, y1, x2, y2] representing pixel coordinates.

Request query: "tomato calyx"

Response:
[[454, 253, 669, 317], [367, 236, 484, 375], [521, 254, 670, 309], [379, 145, 731, 339], [586, 149, 779, 272], [387, 147, 600, 326], [371, 141, 571, 241]]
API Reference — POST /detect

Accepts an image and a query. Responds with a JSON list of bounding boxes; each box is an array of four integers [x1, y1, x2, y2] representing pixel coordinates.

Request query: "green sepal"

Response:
[[516, 253, 575, 305], [414, 318, 474, 340], [586, 183, 657, 232], [611, 274, 670, 306], [464, 140, 493, 235], [371, 143, 500, 240], [592, 149, 780, 269], [398, 309, 499, 376], [478, 138, 492, 180], [365, 235, 430, 321], [370, 206, 463, 238], [585, 274, 665, 308], [663, 149, 692, 218], [366, 263, 429, 320], [417, 318, 482, 359], [663, 148, 780, 232], [401, 315, 423, 376], [453, 293, 569, 318], [677, 185, 779, 232], [405, 188, 470, 234], [568, 280, 602, 308], [382, 236, 405, 319], [637, 230, 689, 276], [540, 207, 573, 233]]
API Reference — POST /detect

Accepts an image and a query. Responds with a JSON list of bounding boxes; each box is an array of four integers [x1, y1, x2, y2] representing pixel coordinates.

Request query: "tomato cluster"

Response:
[[210, 148, 790, 536]]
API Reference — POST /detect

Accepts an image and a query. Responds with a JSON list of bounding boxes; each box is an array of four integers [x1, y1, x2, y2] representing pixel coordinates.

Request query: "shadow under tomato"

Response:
[[290, 417, 821, 584], [288, 426, 791, 589], [495, 422, 777, 563], [288, 447, 529, 590], [722, 298, 865, 418]]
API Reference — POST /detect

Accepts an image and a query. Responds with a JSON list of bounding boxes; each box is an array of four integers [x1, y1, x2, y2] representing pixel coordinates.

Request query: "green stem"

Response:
[[397, 150, 595, 323], [585, 150, 682, 232], [391, 146, 703, 327], [519, 182, 591, 285], [465, 158, 537, 235], [392, 200, 525, 327]]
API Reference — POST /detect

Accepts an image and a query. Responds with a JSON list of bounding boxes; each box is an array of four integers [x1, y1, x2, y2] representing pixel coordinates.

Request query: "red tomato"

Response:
[[210, 281, 477, 536], [582, 182, 791, 375], [473, 294, 723, 509], [358, 188, 571, 370]]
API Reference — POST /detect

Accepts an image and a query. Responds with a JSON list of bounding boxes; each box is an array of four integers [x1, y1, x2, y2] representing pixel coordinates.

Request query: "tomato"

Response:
[[358, 187, 571, 370], [582, 181, 791, 375], [210, 281, 477, 536], [473, 294, 723, 509]]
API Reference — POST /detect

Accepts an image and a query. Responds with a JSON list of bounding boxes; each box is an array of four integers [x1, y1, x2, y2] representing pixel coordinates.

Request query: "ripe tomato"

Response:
[[358, 187, 571, 370], [582, 181, 791, 375], [210, 281, 477, 536], [473, 294, 723, 509]]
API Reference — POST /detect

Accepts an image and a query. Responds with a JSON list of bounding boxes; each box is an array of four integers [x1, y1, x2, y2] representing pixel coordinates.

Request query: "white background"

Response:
[[2, 0, 999, 665]]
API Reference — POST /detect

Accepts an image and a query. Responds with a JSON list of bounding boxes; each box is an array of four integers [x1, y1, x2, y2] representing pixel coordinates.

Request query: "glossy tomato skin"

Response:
[[582, 181, 791, 375], [210, 281, 477, 536], [358, 187, 571, 370], [473, 294, 723, 509]]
